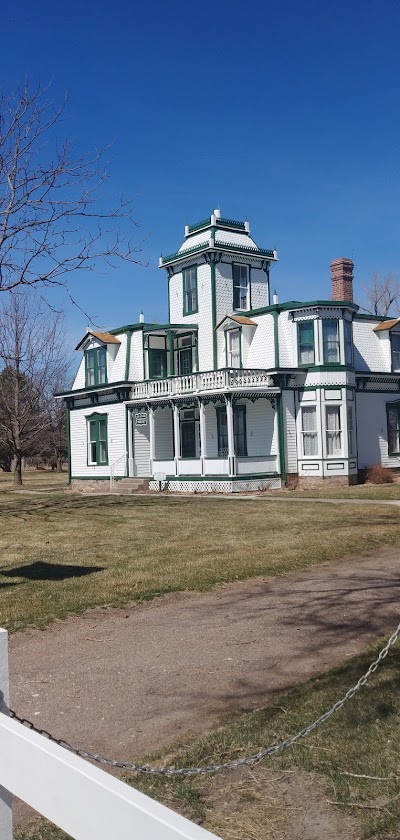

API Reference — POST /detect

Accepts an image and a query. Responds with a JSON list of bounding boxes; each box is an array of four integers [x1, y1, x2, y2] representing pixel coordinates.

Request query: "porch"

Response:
[[126, 389, 281, 488]]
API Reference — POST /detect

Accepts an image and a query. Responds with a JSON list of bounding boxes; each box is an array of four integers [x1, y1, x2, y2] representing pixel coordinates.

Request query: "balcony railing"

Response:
[[130, 369, 277, 400]]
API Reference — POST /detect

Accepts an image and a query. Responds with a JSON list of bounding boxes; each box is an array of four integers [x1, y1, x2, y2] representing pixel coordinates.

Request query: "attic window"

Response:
[[86, 346, 107, 387]]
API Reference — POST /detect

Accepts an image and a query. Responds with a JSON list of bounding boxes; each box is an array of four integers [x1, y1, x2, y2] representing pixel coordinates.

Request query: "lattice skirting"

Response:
[[148, 477, 282, 493]]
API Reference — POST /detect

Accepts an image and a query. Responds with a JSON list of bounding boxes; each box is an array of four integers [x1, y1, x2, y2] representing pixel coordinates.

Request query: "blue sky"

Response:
[[1, 0, 399, 344]]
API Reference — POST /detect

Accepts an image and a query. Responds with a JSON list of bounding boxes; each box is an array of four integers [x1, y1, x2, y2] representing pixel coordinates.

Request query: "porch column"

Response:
[[168, 330, 175, 377], [225, 395, 235, 477], [173, 403, 180, 476], [127, 409, 134, 477], [199, 400, 206, 476], [149, 406, 155, 477]]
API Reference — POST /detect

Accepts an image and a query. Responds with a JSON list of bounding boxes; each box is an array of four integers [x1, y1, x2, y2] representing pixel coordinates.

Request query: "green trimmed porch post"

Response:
[[225, 395, 235, 477], [172, 403, 180, 476], [168, 330, 175, 377], [199, 399, 206, 476], [149, 406, 155, 477]]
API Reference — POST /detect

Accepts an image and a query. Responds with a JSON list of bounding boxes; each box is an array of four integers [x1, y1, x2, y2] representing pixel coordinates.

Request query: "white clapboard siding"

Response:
[[72, 356, 86, 390], [282, 390, 298, 472], [130, 329, 145, 380], [353, 319, 387, 372], [278, 311, 294, 367], [356, 392, 400, 468], [70, 404, 126, 478], [246, 314, 275, 368], [134, 414, 150, 476], [109, 333, 127, 381], [155, 408, 174, 459], [245, 398, 277, 457], [250, 266, 270, 310]]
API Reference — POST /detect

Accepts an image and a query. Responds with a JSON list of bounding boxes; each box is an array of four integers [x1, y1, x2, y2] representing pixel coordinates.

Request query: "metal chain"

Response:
[[9, 619, 400, 777]]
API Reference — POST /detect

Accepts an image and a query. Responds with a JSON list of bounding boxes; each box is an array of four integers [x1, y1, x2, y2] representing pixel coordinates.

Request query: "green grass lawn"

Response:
[[0, 475, 400, 633]]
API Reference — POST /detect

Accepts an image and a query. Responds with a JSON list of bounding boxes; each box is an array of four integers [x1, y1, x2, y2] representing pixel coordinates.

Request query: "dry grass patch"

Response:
[[2, 491, 400, 632]]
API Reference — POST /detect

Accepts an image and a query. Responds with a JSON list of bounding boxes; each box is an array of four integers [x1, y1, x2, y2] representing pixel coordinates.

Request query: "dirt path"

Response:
[[9, 545, 400, 829]]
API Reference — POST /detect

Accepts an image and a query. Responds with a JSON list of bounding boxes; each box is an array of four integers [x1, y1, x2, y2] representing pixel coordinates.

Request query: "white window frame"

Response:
[[325, 405, 342, 456], [347, 405, 354, 456], [322, 319, 341, 364], [227, 329, 241, 368], [301, 406, 318, 457], [232, 264, 249, 310]]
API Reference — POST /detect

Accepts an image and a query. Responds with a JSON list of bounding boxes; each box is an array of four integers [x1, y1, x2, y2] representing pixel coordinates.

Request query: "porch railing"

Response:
[[130, 369, 276, 401]]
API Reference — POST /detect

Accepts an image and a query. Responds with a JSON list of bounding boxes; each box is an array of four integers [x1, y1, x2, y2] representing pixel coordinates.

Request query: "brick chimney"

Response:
[[330, 257, 354, 302]]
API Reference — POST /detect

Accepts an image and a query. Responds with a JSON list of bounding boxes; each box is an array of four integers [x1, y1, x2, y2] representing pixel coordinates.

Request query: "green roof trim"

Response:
[[143, 323, 198, 332], [354, 313, 388, 322], [160, 240, 276, 267], [218, 217, 246, 230], [187, 217, 211, 233], [242, 299, 359, 316]]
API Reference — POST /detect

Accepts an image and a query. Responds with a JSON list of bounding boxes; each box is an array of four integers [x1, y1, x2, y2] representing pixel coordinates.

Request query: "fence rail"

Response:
[[0, 628, 220, 840], [130, 369, 277, 400]]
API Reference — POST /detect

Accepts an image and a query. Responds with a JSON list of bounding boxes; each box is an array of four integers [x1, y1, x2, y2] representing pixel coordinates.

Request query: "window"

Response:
[[387, 403, 400, 454], [87, 414, 108, 466], [301, 407, 318, 456], [391, 333, 400, 372], [326, 406, 341, 455], [149, 348, 167, 378], [298, 322, 315, 365], [233, 264, 249, 310], [344, 320, 353, 365], [178, 337, 193, 375], [183, 267, 198, 315], [85, 346, 107, 387], [227, 329, 241, 368], [217, 405, 247, 456], [322, 320, 340, 364], [347, 405, 354, 455]]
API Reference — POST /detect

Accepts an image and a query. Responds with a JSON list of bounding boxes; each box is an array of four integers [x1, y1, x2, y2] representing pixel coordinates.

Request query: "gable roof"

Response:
[[216, 314, 258, 329], [75, 330, 121, 351], [373, 318, 400, 332]]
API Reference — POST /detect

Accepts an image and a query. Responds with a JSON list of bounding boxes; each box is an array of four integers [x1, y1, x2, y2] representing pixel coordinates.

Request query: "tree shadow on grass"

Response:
[[0, 561, 105, 581]]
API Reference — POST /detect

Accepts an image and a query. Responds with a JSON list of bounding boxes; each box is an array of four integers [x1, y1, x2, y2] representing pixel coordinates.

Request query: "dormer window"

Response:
[[86, 346, 107, 387], [322, 319, 340, 364], [233, 264, 249, 310], [226, 329, 241, 368], [391, 334, 400, 371]]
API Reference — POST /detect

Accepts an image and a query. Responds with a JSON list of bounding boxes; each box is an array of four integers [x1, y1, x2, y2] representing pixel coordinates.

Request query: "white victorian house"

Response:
[[58, 210, 400, 492]]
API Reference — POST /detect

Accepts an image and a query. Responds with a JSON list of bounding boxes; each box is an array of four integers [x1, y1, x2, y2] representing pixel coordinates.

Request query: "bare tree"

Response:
[[0, 80, 144, 296], [0, 291, 67, 484], [362, 272, 400, 317]]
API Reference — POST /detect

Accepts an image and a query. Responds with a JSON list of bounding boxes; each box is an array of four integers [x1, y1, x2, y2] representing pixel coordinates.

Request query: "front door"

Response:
[[180, 419, 196, 458]]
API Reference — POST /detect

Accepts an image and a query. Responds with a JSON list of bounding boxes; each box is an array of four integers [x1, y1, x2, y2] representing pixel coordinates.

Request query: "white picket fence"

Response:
[[0, 628, 220, 840]]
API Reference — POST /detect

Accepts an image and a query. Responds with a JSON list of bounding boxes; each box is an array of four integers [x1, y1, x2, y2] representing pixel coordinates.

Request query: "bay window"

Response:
[[298, 321, 315, 365], [326, 406, 342, 455], [323, 320, 340, 364], [344, 320, 353, 365], [301, 407, 318, 456], [347, 405, 354, 455]]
